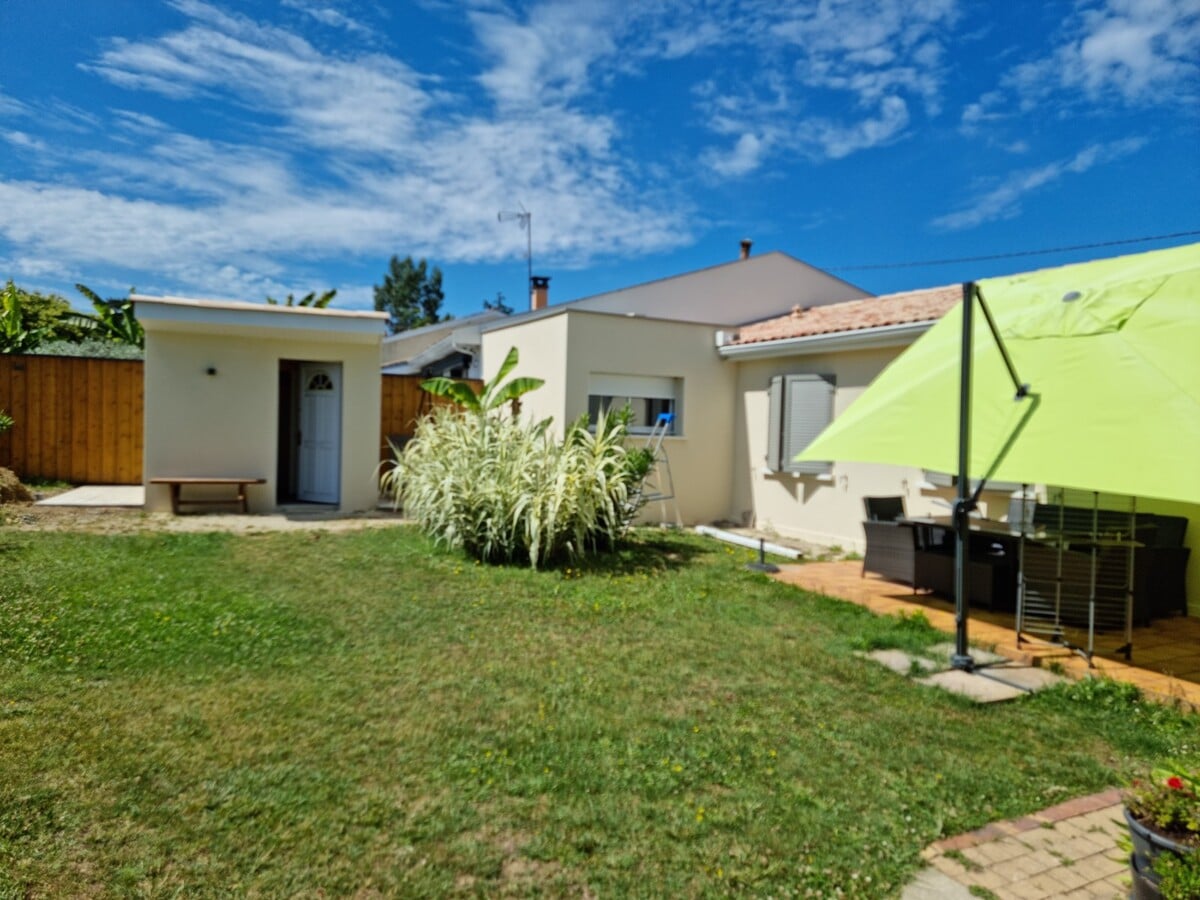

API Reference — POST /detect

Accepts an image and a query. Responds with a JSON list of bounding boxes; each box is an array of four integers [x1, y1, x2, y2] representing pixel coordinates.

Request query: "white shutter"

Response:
[[783, 374, 834, 475], [588, 373, 676, 399]]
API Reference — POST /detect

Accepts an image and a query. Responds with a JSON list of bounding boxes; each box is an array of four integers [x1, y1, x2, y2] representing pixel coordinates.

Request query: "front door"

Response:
[[297, 364, 341, 504]]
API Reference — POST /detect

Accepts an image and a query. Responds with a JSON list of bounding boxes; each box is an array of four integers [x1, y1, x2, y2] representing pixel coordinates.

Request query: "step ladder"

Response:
[[625, 412, 677, 523]]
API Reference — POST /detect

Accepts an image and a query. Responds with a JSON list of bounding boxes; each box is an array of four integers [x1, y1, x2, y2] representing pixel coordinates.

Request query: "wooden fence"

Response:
[[379, 374, 481, 461], [0, 356, 480, 484], [0, 355, 144, 484]]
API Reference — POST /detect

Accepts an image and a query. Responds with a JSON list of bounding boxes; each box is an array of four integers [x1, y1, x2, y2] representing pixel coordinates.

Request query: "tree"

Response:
[[422, 346, 544, 415], [482, 291, 513, 315], [1, 280, 49, 354], [73, 284, 144, 348], [0, 282, 87, 351], [373, 256, 446, 334], [266, 289, 337, 308]]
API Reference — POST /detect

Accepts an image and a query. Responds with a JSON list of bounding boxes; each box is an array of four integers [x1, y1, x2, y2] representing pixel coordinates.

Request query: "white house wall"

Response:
[[481, 314, 570, 429], [563, 314, 734, 525], [484, 311, 736, 526], [143, 330, 381, 514]]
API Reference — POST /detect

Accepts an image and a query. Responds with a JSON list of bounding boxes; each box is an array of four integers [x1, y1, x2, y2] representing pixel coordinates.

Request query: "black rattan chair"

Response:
[[863, 496, 906, 522]]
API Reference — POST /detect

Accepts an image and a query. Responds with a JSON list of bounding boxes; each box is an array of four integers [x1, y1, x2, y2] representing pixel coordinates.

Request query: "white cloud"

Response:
[[703, 132, 768, 177], [962, 0, 1200, 131], [814, 95, 910, 158], [281, 0, 374, 37], [86, 0, 431, 154], [0, 0, 693, 302], [470, 2, 623, 110], [3, 132, 48, 153], [0, 90, 28, 117], [930, 137, 1146, 231], [685, 0, 955, 168]]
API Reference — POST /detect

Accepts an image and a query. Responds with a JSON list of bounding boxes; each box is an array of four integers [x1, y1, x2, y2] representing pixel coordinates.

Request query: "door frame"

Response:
[[278, 359, 342, 505]]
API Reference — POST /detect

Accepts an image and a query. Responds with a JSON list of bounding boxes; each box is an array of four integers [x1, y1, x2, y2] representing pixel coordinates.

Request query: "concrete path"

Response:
[[36, 485, 144, 506], [905, 789, 1126, 900]]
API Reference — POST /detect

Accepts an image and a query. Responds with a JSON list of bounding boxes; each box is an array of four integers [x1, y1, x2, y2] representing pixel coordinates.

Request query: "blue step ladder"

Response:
[[627, 412, 677, 522]]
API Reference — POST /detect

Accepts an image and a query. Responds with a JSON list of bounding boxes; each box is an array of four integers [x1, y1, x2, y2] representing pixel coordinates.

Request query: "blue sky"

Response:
[[1, 0, 1197, 317]]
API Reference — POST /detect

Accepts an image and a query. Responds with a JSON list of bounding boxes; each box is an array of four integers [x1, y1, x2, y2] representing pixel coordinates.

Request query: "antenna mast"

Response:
[[497, 203, 532, 290]]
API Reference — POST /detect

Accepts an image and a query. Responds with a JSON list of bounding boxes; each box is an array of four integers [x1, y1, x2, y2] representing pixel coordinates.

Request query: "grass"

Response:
[[1, 526, 1198, 897]]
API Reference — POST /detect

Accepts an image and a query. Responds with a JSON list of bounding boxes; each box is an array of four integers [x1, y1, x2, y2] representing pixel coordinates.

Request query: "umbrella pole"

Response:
[[952, 282, 976, 672]]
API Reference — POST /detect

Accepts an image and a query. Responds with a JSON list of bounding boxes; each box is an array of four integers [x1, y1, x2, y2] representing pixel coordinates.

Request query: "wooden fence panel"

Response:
[[379, 374, 481, 461], [1, 360, 474, 484], [0, 355, 145, 484]]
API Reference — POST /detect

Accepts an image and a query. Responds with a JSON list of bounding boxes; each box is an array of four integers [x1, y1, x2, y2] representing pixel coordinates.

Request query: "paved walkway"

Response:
[[906, 789, 1126, 900]]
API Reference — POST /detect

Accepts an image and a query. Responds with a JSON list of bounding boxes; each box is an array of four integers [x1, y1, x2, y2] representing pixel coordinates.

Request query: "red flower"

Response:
[[1166, 776, 1185, 790]]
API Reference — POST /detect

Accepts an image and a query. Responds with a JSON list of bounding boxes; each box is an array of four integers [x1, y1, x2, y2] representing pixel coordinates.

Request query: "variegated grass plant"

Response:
[[380, 406, 647, 568]]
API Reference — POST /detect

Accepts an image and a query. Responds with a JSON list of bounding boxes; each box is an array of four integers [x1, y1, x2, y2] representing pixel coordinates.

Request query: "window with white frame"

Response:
[[766, 374, 835, 474], [587, 373, 680, 435]]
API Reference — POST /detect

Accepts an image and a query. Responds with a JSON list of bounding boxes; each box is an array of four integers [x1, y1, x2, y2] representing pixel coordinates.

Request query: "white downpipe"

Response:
[[693, 525, 803, 560]]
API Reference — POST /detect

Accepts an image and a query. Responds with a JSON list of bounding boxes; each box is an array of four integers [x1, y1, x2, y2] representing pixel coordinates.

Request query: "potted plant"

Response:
[[1124, 765, 1200, 899]]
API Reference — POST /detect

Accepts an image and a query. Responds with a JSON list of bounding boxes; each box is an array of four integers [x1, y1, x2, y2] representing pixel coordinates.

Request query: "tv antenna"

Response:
[[497, 203, 532, 290]]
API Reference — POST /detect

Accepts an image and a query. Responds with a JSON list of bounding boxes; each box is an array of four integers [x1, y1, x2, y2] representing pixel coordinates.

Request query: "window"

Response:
[[306, 371, 334, 391], [766, 374, 834, 475], [587, 374, 679, 435]]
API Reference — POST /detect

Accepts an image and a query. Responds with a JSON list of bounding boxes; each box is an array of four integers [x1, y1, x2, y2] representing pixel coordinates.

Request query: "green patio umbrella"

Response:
[[795, 241, 1200, 668], [796, 241, 1200, 506]]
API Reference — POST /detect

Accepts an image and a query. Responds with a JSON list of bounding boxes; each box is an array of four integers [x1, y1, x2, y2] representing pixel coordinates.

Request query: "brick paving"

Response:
[[918, 790, 1126, 899]]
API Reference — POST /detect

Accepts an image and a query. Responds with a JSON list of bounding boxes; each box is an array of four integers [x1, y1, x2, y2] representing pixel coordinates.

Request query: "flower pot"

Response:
[[1125, 807, 1194, 900]]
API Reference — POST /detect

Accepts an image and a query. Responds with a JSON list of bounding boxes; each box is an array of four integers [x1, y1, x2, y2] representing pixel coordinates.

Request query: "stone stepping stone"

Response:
[[916, 669, 1028, 703]]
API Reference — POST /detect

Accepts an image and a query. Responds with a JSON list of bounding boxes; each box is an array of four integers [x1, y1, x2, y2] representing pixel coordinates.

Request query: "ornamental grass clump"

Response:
[[381, 406, 644, 568], [380, 347, 650, 569]]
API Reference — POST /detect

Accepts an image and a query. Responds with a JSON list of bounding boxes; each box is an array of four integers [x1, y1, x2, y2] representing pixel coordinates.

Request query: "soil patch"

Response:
[[0, 468, 33, 504]]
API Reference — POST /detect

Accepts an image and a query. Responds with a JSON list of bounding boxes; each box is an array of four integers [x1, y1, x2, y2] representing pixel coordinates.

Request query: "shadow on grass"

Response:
[[562, 529, 709, 576]]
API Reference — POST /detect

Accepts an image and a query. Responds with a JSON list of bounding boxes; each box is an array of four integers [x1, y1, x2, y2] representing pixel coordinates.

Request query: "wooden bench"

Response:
[[149, 477, 267, 514]]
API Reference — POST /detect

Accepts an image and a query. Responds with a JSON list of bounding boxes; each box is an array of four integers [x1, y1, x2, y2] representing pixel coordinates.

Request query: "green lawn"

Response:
[[1, 526, 1196, 897]]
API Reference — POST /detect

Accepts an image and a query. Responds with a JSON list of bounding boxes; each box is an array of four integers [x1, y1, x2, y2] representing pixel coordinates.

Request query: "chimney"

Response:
[[530, 275, 551, 311], [739, 238, 752, 260]]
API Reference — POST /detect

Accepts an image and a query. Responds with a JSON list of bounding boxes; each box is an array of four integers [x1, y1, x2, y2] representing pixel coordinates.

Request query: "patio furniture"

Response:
[[1133, 514, 1190, 619], [908, 517, 1019, 611], [861, 519, 920, 587], [864, 495, 906, 522], [1014, 501, 1189, 625], [149, 476, 267, 514]]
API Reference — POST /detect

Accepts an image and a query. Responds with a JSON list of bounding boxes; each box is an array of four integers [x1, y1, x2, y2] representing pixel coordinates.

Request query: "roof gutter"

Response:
[[717, 320, 934, 360]]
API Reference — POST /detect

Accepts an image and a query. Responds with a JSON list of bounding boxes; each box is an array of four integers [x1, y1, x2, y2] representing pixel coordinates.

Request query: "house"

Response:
[[719, 284, 984, 549], [480, 249, 1024, 548], [136, 295, 387, 514], [481, 244, 913, 532], [380, 310, 507, 379]]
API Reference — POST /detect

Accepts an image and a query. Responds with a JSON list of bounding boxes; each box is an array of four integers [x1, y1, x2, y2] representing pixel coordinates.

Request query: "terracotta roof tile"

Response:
[[730, 284, 961, 345]]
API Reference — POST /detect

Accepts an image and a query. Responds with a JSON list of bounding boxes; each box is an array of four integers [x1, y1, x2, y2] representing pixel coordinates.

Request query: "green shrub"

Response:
[[1156, 850, 1200, 900], [0, 409, 12, 434], [380, 406, 645, 569]]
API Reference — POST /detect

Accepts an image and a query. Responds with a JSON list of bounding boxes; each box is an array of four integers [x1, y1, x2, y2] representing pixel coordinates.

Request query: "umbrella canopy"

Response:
[[795, 242, 1200, 506]]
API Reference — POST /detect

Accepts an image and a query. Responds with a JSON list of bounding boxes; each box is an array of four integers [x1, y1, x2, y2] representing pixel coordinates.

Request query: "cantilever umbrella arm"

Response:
[[951, 282, 1033, 672]]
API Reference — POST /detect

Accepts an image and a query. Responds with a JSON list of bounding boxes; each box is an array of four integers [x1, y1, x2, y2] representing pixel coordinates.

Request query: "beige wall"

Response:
[[481, 314, 569, 428], [731, 347, 1019, 550], [143, 330, 382, 513], [484, 311, 736, 525]]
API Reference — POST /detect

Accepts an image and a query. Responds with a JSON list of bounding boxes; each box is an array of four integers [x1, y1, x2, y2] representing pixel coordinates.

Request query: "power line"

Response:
[[826, 229, 1200, 272]]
